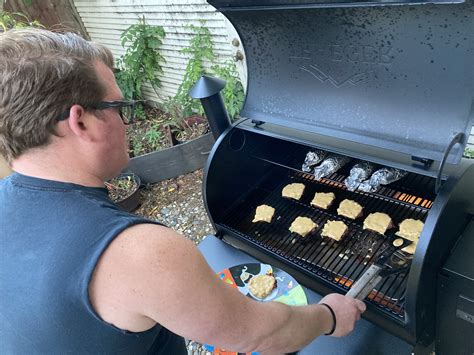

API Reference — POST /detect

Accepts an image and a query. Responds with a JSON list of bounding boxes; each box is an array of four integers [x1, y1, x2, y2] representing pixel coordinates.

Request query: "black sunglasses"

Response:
[[57, 100, 143, 125]]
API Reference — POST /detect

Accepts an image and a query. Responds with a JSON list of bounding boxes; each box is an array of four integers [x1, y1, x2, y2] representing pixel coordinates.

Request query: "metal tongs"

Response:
[[346, 236, 412, 300]]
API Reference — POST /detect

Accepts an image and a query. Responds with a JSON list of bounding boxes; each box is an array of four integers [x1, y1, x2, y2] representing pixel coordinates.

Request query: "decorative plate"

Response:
[[204, 263, 307, 355]]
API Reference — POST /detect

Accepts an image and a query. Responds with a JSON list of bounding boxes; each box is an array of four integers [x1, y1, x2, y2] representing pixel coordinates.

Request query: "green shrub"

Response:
[[115, 16, 165, 102], [464, 147, 474, 159], [175, 22, 215, 118], [212, 60, 245, 120], [175, 20, 245, 120]]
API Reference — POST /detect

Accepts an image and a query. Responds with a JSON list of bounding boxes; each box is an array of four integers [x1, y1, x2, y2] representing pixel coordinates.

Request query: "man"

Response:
[[0, 29, 365, 354]]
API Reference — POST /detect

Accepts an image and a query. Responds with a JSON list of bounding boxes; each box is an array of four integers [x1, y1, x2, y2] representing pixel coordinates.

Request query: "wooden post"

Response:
[[4, 0, 90, 39]]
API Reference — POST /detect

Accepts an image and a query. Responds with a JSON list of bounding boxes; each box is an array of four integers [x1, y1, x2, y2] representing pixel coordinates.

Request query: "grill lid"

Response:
[[209, 0, 474, 165]]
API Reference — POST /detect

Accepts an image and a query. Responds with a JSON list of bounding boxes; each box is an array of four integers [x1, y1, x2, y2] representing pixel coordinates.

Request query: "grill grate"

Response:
[[219, 167, 433, 321]]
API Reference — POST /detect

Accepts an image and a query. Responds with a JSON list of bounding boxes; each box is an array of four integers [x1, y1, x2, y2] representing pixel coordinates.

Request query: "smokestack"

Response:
[[189, 75, 231, 140]]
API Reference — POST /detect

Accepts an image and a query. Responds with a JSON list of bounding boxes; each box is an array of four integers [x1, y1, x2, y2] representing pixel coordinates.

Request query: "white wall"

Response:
[[74, 0, 245, 102]]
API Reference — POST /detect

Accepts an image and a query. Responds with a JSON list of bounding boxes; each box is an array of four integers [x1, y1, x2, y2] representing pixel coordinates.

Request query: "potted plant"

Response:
[[124, 98, 215, 184], [105, 173, 142, 212]]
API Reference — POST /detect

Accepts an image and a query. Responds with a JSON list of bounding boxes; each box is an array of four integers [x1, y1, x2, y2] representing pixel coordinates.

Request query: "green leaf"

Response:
[[115, 15, 165, 100]]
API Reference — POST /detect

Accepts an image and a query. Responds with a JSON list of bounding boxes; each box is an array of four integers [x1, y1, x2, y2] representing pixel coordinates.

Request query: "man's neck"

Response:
[[12, 149, 106, 188]]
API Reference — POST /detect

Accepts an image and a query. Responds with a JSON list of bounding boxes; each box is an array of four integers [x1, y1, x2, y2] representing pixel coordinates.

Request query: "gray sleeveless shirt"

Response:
[[0, 173, 186, 354]]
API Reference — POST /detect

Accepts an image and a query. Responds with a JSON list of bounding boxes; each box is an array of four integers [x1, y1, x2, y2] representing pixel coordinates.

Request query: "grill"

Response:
[[220, 167, 432, 321], [191, 0, 474, 352]]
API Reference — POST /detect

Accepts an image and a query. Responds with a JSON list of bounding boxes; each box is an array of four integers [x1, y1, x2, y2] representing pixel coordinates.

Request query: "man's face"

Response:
[[93, 61, 129, 179]]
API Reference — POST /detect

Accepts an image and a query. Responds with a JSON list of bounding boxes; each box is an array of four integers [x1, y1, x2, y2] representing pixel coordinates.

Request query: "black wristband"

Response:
[[319, 303, 337, 335]]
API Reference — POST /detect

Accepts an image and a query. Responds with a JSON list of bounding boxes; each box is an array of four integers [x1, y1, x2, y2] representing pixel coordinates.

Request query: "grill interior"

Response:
[[218, 162, 435, 322]]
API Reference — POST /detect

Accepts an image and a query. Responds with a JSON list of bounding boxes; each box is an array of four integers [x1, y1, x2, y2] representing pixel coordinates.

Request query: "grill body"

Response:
[[202, 122, 474, 347], [201, 0, 474, 351]]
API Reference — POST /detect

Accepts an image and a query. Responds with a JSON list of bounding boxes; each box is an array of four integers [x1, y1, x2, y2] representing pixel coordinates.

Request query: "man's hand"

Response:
[[319, 294, 366, 337]]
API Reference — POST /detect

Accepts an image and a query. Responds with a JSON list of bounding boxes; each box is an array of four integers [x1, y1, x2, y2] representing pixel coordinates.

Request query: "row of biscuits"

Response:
[[252, 182, 425, 254], [283, 183, 364, 219]]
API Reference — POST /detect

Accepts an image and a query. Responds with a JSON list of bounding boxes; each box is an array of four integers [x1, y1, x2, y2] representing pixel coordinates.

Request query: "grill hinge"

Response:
[[251, 119, 265, 127]]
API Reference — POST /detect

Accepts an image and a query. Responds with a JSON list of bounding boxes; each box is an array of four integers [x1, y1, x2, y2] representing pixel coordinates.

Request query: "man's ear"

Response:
[[67, 104, 96, 142]]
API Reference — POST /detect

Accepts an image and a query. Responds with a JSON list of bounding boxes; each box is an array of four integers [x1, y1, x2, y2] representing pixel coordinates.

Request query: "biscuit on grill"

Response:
[[363, 212, 392, 235], [289, 216, 317, 237], [321, 220, 348, 241], [311, 192, 335, 210], [249, 273, 276, 299], [396, 219, 424, 241], [337, 199, 363, 219], [282, 183, 305, 200], [252, 204, 275, 223], [392, 238, 404, 247], [402, 241, 417, 254]]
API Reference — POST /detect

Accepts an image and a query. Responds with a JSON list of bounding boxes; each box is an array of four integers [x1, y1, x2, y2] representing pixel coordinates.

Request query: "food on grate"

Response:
[[248, 272, 277, 299], [363, 212, 392, 235], [402, 241, 417, 254], [321, 220, 348, 241], [392, 238, 404, 247], [344, 161, 376, 191], [313, 154, 351, 180], [396, 219, 424, 241], [289, 216, 317, 237], [358, 167, 408, 193], [311, 192, 335, 210], [302, 150, 327, 173], [337, 199, 363, 219], [252, 204, 275, 223], [282, 183, 305, 200]]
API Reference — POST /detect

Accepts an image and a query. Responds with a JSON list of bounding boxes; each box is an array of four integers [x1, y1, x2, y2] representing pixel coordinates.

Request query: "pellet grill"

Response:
[[191, 0, 474, 353]]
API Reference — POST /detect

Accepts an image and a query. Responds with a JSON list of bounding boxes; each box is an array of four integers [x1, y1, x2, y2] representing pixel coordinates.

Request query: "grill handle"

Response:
[[346, 264, 383, 300], [189, 75, 231, 140]]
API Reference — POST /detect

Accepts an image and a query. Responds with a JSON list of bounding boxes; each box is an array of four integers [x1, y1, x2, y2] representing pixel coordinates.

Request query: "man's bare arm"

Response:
[[89, 224, 363, 353]]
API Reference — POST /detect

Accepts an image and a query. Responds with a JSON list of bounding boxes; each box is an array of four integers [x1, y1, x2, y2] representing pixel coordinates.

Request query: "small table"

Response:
[[198, 235, 412, 355]]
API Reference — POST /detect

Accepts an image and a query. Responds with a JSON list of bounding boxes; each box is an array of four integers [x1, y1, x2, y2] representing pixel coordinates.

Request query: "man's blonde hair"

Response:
[[0, 29, 114, 162]]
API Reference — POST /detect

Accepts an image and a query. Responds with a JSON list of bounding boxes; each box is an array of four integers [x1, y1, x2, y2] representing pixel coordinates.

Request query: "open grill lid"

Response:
[[209, 0, 474, 165]]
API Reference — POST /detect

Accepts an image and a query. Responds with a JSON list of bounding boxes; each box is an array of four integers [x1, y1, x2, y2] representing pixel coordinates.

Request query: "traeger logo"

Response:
[[290, 44, 394, 88]]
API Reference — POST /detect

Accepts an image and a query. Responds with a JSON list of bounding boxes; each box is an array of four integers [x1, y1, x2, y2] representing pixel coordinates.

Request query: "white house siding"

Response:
[[74, 0, 245, 102]]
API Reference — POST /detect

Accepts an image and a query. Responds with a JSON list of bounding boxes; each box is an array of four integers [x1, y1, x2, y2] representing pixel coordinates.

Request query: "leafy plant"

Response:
[[175, 20, 244, 120], [212, 60, 245, 120], [175, 22, 215, 118], [0, 10, 43, 31], [115, 16, 165, 102], [131, 136, 145, 157], [464, 147, 474, 159], [105, 174, 138, 202], [143, 123, 162, 148], [161, 98, 184, 122]]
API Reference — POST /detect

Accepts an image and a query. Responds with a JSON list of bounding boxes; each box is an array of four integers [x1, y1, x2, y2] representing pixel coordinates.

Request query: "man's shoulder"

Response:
[[97, 223, 195, 278], [113, 223, 186, 253]]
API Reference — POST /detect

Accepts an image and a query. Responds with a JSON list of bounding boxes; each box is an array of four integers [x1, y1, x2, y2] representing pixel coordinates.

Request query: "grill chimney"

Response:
[[189, 75, 230, 140]]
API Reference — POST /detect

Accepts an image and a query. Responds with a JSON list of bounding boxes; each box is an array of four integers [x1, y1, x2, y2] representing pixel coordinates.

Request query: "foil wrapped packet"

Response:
[[358, 167, 408, 193], [344, 161, 376, 191], [301, 150, 327, 173], [313, 154, 351, 180]]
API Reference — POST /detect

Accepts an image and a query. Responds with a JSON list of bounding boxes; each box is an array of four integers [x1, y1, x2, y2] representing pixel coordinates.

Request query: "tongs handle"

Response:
[[346, 264, 383, 300]]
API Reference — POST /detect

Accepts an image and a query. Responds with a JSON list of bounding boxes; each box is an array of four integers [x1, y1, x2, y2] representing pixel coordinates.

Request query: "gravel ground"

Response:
[[134, 169, 214, 245], [133, 169, 214, 354]]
